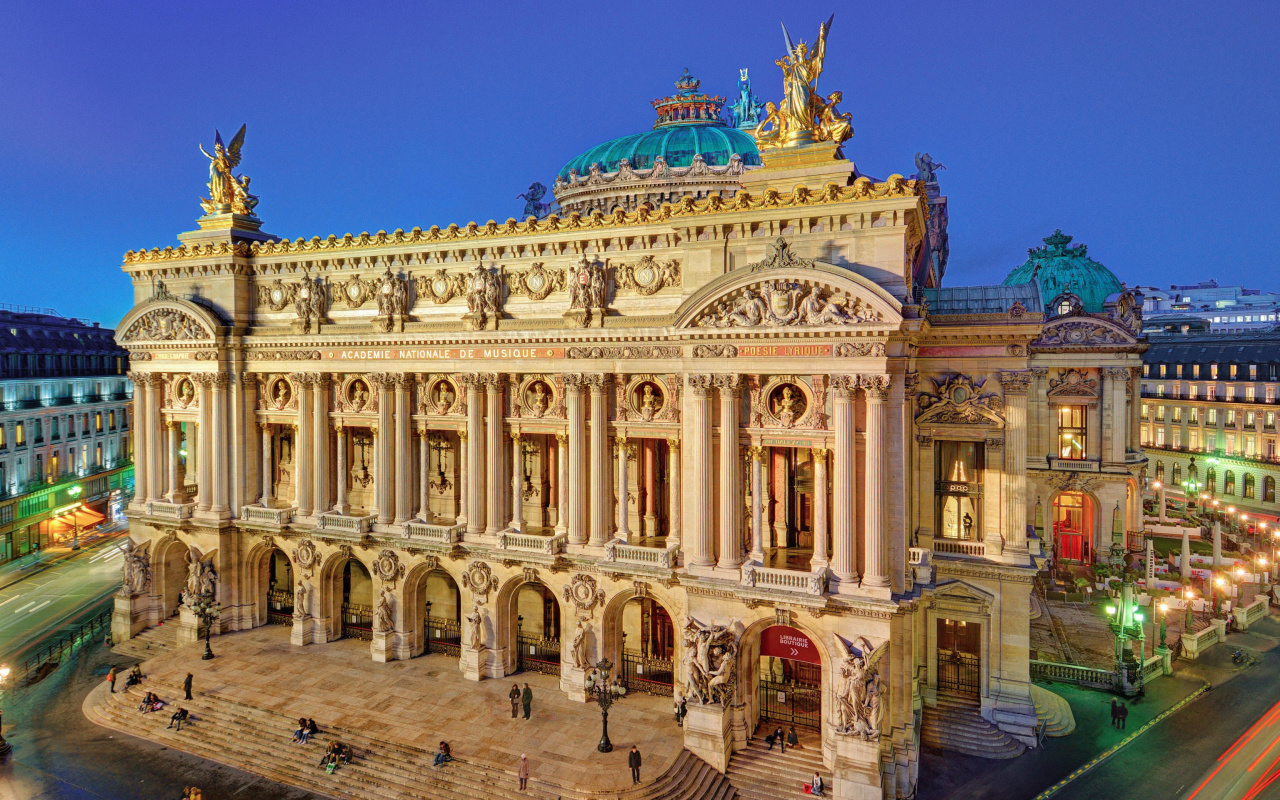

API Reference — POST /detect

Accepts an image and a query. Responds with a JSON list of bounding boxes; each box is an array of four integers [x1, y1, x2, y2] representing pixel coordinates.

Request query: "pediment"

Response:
[[930, 580, 995, 616], [674, 253, 902, 331], [1033, 316, 1137, 348], [117, 298, 223, 344]]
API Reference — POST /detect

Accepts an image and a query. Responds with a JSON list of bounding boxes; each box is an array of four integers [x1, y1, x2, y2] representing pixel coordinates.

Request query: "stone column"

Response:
[[418, 428, 430, 521], [1106, 367, 1130, 464], [616, 434, 630, 541], [376, 375, 394, 525], [510, 432, 524, 532], [1129, 368, 1142, 452], [195, 376, 213, 513], [716, 375, 743, 571], [334, 423, 349, 513], [394, 374, 412, 524], [588, 375, 610, 547], [831, 377, 858, 587], [458, 429, 470, 526], [234, 371, 253, 514], [147, 377, 164, 503], [686, 376, 714, 568], [460, 373, 485, 534], [667, 438, 681, 551], [1000, 371, 1032, 551], [749, 445, 765, 564], [861, 375, 890, 588], [211, 373, 230, 515], [485, 376, 504, 535], [128, 372, 148, 505], [313, 375, 331, 515], [166, 421, 181, 500], [812, 447, 829, 571], [555, 432, 569, 536], [294, 374, 314, 518], [260, 423, 274, 507], [643, 439, 657, 536], [567, 378, 587, 545], [1030, 368, 1050, 463]]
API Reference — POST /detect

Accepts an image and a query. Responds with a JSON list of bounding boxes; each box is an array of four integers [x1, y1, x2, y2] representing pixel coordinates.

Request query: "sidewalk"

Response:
[[0, 522, 127, 592], [919, 674, 1205, 800]]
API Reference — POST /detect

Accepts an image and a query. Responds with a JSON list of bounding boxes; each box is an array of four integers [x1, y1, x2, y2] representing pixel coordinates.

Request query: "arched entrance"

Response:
[[757, 625, 822, 729], [618, 596, 675, 695], [249, 545, 294, 626], [1052, 491, 1094, 562], [320, 557, 373, 641], [514, 582, 561, 675], [408, 568, 462, 657], [153, 538, 188, 622]]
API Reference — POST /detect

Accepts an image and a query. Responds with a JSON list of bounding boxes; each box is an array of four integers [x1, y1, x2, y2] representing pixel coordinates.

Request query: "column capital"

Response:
[[334, 421, 345, 433], [687, 373, 714, 396], [259, 422, 274, 433], [555, 432, 569, 446], [998, 370, 1033, 395], [366, 372, 398, 391], [369, 423, 379, 436], [455, 372, 482, 389], [831, 375, 857, 398], [190, 373, 216, 388], [458, 428, 468, 442], [1031, 367, 1050, 378], [393, 372, 414, 390], [915, 432, 933, 447], [562, 373, 587, 389], [1102, 367, 1132, 382], [511, 431, 523, 445], [211, 372, 231, 389], [858, 374, 890, 400], [749, 445, 765, 461], [811, 445, 828, 460], [712, 374, 742, 395], [667, 437, 681, 452], [584, 373, 610, 392], [903, 371, 921, 396]]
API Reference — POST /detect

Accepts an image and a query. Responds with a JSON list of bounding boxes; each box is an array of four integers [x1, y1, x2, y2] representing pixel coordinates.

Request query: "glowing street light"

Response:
[[66, 485, 83, 550]]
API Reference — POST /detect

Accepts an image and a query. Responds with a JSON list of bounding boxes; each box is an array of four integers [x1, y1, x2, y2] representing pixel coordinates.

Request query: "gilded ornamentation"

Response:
[[566, 256, 609, 328], [747, 237, 815, 272], [522, 379, 553, 418], [293, 275, 326, 334], [374, 268, 409, 333], [614, 255, 680, 296], [245, 349, 322, 361], [769, 383, 806, 428], [332, 275, 377, 308], [172, 376, 197, 409], [257, 278, 296, 311], [123, 177, 924, 265], [423, 377, 458, 415], [414, 269, 464, 304], [916, 375, 1004, 425], [341, 377, 374, 413], [267, 377, 293, 410], [122, 308, 211, 342], [1047, 369, 1098, 398], [198, 124, 259, 216], [563, 573, 606, 619], [506, 262, 565, 301], [461, 560, 499, 604], [750, 16, 852, 149]]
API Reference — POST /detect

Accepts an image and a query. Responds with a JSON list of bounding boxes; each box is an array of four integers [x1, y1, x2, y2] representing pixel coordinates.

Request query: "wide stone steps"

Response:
[[726, 735, 830, 800], [86, 678, 731, 800], [921, 695, 1026, 760], [111, 621, 179, 663], [1030, 685, 1076, 737]]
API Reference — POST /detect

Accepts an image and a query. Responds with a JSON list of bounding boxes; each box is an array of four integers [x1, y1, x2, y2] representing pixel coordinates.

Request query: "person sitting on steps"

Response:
[[167, 708, 189, 731], [433, 741, 452, 767]]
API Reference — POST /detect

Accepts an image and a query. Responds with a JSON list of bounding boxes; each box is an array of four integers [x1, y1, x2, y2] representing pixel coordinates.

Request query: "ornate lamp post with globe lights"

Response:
[[584, 658, 619, 752], [190, 578, 220, 661]]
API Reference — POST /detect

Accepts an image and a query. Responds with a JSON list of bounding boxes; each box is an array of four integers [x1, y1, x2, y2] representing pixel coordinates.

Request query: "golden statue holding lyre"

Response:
[[753, 15, 853, 150], [199, 124, 259, 216]]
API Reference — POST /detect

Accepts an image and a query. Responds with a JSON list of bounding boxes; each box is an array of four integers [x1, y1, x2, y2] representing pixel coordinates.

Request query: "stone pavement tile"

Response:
[[136, 626, 681, 793], [918, 675, 1204, 800]]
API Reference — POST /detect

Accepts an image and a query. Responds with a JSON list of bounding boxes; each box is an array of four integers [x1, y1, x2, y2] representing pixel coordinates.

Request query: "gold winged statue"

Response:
[[199, 124, 259, 216], [752, 15, 853, 150]]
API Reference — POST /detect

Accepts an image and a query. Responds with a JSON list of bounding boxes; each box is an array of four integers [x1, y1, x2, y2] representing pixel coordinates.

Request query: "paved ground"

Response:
[[0, 618, 314, 799], [105, 625, 684, 795], [0, 533, 127, 665]]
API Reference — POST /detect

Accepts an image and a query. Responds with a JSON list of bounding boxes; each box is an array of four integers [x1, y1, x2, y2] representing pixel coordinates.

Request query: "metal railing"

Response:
[[21, 606, 112, 681]]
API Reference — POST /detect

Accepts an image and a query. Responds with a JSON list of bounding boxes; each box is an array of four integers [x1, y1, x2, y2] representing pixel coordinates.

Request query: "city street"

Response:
[[0, 535, 125, 666]]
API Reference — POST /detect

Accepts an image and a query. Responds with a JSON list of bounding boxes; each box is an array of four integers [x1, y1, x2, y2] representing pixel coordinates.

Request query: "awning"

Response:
[[43, 507, 105, 535]]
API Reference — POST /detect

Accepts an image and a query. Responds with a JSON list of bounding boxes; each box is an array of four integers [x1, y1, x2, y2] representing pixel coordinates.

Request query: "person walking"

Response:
[[183, 673, 194, 701], [628, 746, 642, 784], [521, 683, 533, 720], [108, 666, 117, 694], [1118, 702, 1128, 731], [1110, 699, 1119, 728], [509, 683, 521, 719], [518, 753, 530, 791]]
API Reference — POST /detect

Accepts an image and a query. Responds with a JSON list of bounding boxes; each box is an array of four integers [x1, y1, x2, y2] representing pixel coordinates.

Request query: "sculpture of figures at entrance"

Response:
[[464, 265, 502, 329], [293, 275, 326, 334], [294, 580, 308, 618], [682, 618, 742, 706], [198, 559, 218, 598], [376, 269, 408, 317], [273, 380, 290, 409], [831, 634, 885, 740], [179, 380, 195, 406], [528, 382, 549, 417], [466, 604, 485, 651], [120, 540, 150, 597], [571, 620, 590, 670], [374, 589, 394, 634], [913, 153, 946, 184], [435, 382, 455, 414], [198, 124, 246, 213], [797, 285, 854, 326]]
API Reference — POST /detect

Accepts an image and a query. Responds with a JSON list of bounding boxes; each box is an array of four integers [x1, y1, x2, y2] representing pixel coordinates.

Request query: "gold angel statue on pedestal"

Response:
[[753, 15, 853, 150], [199, 124, 260, 216]]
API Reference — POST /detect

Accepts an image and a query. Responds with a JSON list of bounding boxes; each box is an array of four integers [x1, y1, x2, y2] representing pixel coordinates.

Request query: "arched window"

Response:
[[1244, 473, 1256, 499], [1173, 464, 1183, 485], [1224, 470, 1236, 495], [1155, 462, 1165, 481], [1206, 467, 1216, 491], [1266, 476, 1275, 503]]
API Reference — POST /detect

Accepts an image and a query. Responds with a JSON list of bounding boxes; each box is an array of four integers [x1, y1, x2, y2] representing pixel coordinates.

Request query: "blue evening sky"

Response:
[[0, 0, 1274, 327]]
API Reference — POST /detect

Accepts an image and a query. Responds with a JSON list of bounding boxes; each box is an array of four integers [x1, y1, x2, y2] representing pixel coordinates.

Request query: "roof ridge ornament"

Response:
[[748, 237, 816, 272]]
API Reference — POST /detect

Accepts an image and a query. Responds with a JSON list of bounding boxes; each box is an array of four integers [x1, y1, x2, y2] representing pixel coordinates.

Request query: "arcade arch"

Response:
[[152, 536, 189, 622], [319, 553, 373, 641], [496, 576, 563, 676], [247, 543, 294, 627], [403, 565, 462, 658]]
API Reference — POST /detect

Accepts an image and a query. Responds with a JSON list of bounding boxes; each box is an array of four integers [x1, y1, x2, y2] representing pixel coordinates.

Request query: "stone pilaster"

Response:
[[616, 434, 631, 541], [485, 375, 505, 535], [861, 375, 890, 589], [667, 438, 682, 554], [588, 374, 610, 547], [715, 375, 742, 572], [334, 423, 349, 514], [555, 432, 569, 536], [685, 376, 714, 569], [394, 374, 413, 524], [999, 371, 1032, 553], [812, 446, 829, 570], [831, 377, 858, 588], [510, 432, 524, 532], [749, 445, 764, 564]]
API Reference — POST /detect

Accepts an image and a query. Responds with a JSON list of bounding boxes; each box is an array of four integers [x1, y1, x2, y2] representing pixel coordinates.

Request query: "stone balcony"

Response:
[[495, 530, 567, 555], [239, 505, 295, 527], [932, 539, 987, 559], [735, 563, 828, 607], [316, 512, 377, 536], [403, 520, 465, 546], [599, 539, 680, 577], [147, 500, 194, 521]]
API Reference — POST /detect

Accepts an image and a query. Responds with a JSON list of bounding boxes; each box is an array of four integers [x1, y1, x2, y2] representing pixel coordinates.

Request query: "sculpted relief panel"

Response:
[[694, 280, 881, 329], [122, 308, 211, 342]]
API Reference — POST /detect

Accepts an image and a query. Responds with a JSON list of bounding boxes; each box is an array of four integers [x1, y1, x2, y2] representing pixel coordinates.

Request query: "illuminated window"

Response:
[[1247, 387, 1257, 401], [1251, 365, 1258, 380], [1173, 407, 1182, 422], [1193, 364, 1201, 378], [1156, 462, 1165, 481], [15, 423, 23, 446], [1173, 464, 1183, 484], [1177, 364, 1184, 378], [936, 441, 983, 541], [1225, 470, 1236, 494], [1228, 410, 1237, 426], [1058, 406, 1087, 459], [1245, 474, 1256, 499], [1190, 408, 1199, 424], [1208, 408, 1218, 424], [1247, 412, 1257, 427], [1212, 364, 1219, 379], [95, 412, 102, 433], [1231, 365, 1238, 379], [1266, 477, 1276, 503], [1160, 365, 1167, 377]]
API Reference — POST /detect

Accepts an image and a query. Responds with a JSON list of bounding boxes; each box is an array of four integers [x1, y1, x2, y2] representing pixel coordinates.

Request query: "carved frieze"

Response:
[[413, 269, 464, 304], [122, 308, 211, 342], [505, 262, 565, 301], [694, 279, 881, 329], [1048, 369, 1098, 398], [916, 375, 1004, 426], [563, 573, 606, 619], [614, 255, 680, 296]]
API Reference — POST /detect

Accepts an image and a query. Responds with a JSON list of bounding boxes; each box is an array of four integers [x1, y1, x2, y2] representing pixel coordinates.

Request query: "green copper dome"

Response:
[[1002, 230, 1123, 313]]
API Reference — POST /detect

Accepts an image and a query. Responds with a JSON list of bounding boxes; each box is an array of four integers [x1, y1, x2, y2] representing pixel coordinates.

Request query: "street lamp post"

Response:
[[584, 658, 617, 753], [0, 663, 10, 756], [67, 485, 82, 550], [191, 578, 220, 661]]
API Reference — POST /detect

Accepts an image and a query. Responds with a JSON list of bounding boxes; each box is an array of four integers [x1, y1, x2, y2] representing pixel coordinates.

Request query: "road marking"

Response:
[[14, 601, 35, 613], [27, 600, 52, 614], [0, 595, 21, 608]]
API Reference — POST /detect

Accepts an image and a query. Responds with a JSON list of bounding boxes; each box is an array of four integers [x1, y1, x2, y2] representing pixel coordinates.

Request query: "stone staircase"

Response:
[[111, 622, 179, 663], [1030, 685, 1076, 737], [84, 679, 732, 800], [726, 728, 830, 800], [921, 693, 1026, 759]]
